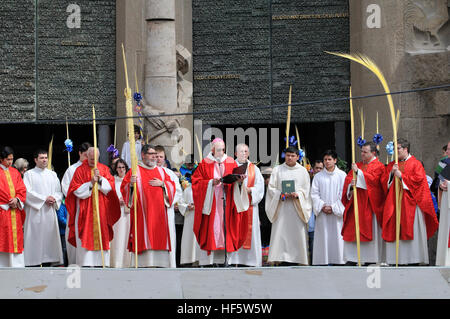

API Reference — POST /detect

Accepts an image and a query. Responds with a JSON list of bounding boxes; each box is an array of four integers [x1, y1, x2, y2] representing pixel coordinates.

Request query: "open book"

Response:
[[220, 162, 248, 184]]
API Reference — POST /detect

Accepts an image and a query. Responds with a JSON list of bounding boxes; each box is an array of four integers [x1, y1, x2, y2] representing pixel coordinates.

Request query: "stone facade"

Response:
[[0, 0, 116, 124], [192, 0, 350, 125], [349, 0, 450, 173]]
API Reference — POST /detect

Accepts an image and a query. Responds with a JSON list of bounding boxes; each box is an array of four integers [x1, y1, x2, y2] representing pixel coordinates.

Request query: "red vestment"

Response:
[[191, 155, 248, 254], [121, 165, 175, 254], [66, 160, 121, 251], [0, 167, 26, 253], [341, 158, 386, 242], [381, 156, 438, 242]]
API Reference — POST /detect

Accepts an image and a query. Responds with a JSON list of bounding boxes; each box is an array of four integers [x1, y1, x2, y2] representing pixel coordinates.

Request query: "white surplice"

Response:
[[435, 189, 449, 266], [265, 163, 312, 265], [228, 160, 265, 267], [310, 166, 346, 265], [73, 178, 112, 267], [121, 140, 142, 168], [178, 185, 201, 264], [23, 167, 64, 266], [110, 176, 131, 268], [343, 168, 385, 264], [61, 161, 82, 265]]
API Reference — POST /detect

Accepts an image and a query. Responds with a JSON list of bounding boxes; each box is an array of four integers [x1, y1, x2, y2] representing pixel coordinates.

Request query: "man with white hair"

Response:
[[191, 138, 248, 266], [121, 144, 176, 268], [228, 143, 265, 267], [65, 147, 121, 267]]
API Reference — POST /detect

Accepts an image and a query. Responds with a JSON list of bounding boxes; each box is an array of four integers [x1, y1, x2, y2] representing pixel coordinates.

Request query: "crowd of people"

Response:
[[0, 127, 448, 268]]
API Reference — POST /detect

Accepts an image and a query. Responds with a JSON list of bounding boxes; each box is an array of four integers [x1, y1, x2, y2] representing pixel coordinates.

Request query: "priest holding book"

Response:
[[266, 146, 312, 265], [191, 138, 248, 266]]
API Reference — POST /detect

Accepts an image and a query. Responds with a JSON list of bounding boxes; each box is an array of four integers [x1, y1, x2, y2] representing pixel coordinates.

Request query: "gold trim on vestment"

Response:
[[4, 170, 18, 253]]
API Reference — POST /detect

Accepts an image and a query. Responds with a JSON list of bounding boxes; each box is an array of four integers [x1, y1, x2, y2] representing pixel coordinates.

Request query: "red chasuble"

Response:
[[0, 167, 26, 253], [381, 156, 438, 242], [66, 160, 121, 251], [191, 156, 248, 254], [341, 158, 386, 242], [121, 165, 175, 254]]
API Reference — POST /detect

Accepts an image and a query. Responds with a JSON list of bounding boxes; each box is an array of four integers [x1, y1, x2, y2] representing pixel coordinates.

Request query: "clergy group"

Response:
[[0, 137, 448, 268]]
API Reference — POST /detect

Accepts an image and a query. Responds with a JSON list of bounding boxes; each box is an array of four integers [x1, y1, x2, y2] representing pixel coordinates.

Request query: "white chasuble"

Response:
[[265, 163, 312, 265]]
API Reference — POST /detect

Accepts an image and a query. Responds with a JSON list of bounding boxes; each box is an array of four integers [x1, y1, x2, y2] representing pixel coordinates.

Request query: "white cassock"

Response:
[[265, 163, 312, 265], [178, 185, 200, 264], [436, 188, 450, 266], [228, 160, 265, 267], [110, 175, 131, 268], [343, 168, 385, 264], [61, 160, 82, 265], [121, 140, 142, 168], [73, 178, 113, 267], [163, 167, 182, 268], [310, 167, 346, 265], [23, 167, 64, 266]]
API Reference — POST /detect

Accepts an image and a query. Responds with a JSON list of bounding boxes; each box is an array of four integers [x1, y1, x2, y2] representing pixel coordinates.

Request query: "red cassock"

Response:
[[191, 156, 248, 254], [341, 158, 386, 242], [121, 165, 175, 254], [381, 156, 439, 242], [66, 160, 121, 251], [0, 167, 26, 253]]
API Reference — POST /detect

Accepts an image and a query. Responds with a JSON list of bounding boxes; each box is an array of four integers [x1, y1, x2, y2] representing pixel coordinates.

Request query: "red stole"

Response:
[[192, 156, 248, 254], [66, 160, 121, 251], [242, 163, 255, 249], [381, 156, 439, 242], [0, 167, 26, 253], [121, 165, 175, 254], [341, 158, 385, 242]]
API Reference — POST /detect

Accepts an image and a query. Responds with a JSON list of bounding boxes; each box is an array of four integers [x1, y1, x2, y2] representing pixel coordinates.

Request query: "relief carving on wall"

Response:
[[405, 0, 450, 52]]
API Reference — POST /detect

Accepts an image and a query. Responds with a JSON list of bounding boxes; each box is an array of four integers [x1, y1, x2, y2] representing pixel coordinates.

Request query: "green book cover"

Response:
[[282, 180, 295, 194]]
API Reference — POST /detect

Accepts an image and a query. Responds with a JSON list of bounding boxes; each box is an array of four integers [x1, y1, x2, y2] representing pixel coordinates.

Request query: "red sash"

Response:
[[242, 163, 255, 249]]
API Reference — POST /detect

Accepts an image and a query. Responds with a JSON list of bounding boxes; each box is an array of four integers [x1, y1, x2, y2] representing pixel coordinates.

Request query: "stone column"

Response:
[[143, 0, 178, 156]]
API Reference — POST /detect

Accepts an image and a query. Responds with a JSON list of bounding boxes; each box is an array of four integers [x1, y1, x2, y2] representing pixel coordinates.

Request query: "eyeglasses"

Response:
[[117, 166, 126, 169]]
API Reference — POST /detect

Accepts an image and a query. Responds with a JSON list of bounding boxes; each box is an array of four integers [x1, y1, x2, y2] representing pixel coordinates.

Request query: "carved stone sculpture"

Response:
[[405, 0, 450, 52]]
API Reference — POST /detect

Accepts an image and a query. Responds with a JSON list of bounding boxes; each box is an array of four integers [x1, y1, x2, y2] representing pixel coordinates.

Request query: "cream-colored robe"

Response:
[[265, 163, 312, 265]]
